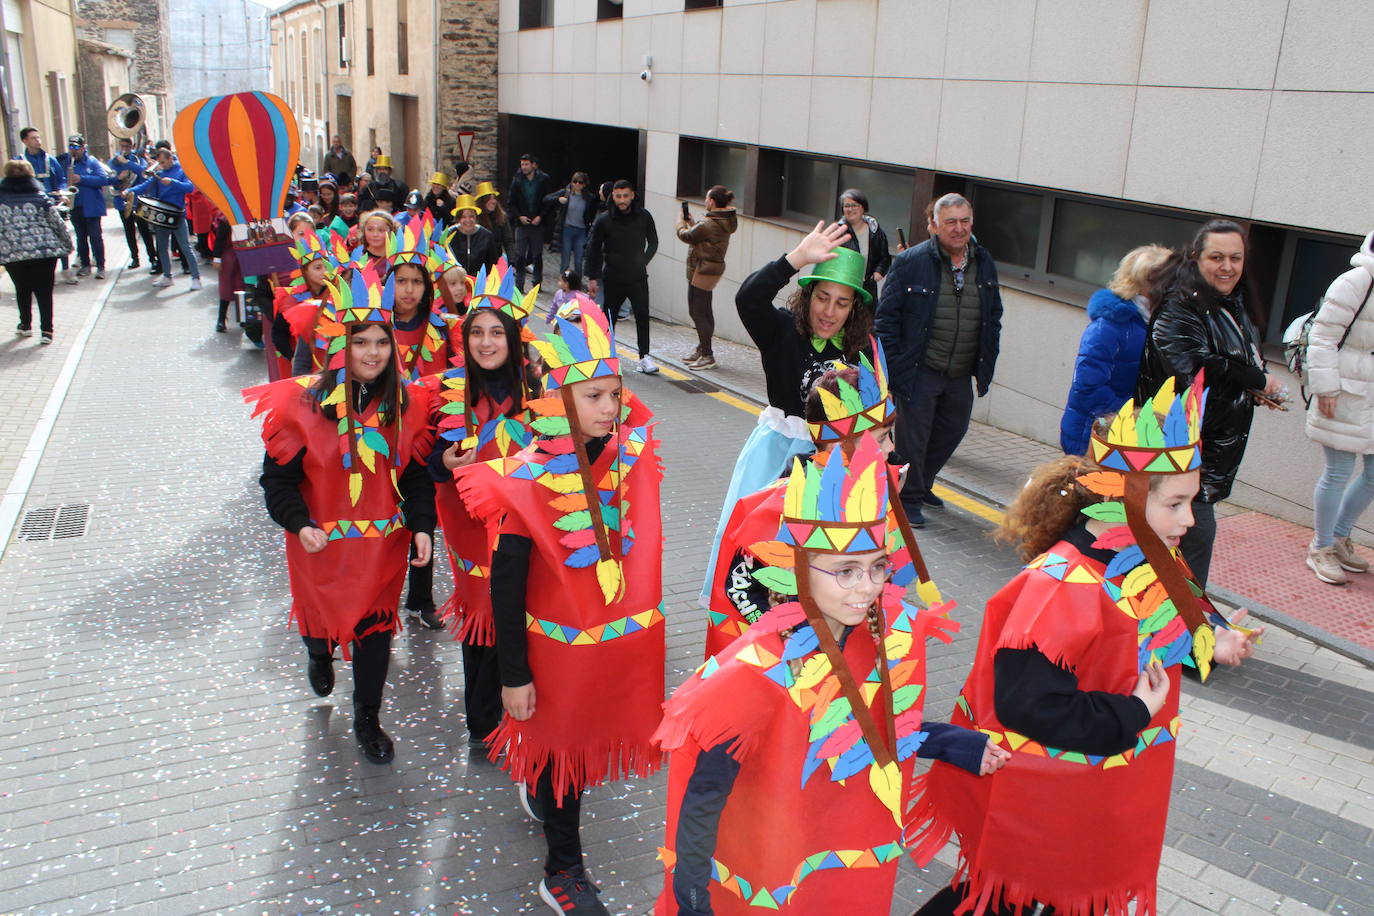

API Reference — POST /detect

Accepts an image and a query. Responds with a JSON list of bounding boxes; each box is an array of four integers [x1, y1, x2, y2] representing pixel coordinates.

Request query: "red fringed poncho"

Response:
[[909, 538, 1184, 916], [244, 376, 434, 654], [656, 596, 956, 914], [455, 411, 664, 798]]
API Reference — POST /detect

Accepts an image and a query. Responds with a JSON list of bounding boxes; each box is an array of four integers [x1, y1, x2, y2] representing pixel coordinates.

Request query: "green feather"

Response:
[[752, 566, 796, 594], [839, 378, 863, 413], [531, 416, 571, 436], [1081, 502, 1127, 523], [554, 510, 592, 531]]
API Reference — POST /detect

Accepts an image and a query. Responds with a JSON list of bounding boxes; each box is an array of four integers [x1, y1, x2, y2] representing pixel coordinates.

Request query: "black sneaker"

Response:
[[307, 654, 334, 696], [922, 491, 945, 508], [905, 504, 926, 528], [148, 264, 161, 275], [407, 605, 444, 630], [538, 866, 608, 915]]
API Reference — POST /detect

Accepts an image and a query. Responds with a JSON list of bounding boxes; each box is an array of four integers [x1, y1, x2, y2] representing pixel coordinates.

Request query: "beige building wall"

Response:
[[270, 2, 329, 173], [5, 0, 81, 147], [499, 0, 1374, 532]]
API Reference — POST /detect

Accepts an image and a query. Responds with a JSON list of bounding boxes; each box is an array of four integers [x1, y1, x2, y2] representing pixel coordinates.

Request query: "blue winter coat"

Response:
[[65, 153, 116, 218], [129, 161, 194, 209], [1059, 288, 1149, 455]]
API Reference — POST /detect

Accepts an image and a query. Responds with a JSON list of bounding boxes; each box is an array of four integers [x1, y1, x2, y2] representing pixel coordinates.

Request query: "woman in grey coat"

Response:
[[0, 158, 74, 343]]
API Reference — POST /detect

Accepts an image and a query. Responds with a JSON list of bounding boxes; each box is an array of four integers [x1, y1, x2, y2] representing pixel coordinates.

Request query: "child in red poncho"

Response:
[[456, 295, 663, 914], [247, 268, 435, 765], [656, 435, 1007, 916], [909, 376, 1262, 916]]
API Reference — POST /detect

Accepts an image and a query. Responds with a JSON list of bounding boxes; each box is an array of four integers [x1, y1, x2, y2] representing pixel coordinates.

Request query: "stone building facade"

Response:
[[74, 0, 173, 154], [269, 0, 498, 189], [0, 0, 82, 155]]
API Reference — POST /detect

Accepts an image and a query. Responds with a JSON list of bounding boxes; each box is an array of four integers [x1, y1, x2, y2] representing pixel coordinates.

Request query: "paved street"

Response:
[[1, 255, 1372, 915]]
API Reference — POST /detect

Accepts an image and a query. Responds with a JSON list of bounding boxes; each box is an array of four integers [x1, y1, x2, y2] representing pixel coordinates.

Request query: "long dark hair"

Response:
[[308, 323, 406, 427], [389, 262, 434, 316], [787, 284, 871, 361], [462, 308, 538, 416], [1149, 218, 1267, 330]]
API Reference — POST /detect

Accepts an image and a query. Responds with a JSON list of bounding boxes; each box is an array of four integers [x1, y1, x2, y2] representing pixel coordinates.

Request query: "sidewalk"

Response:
[[622, 313, 1374, 666]]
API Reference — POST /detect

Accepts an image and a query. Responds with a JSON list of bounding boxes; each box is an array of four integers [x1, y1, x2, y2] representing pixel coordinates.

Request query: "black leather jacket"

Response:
[[1137, 288, 1268, 503]]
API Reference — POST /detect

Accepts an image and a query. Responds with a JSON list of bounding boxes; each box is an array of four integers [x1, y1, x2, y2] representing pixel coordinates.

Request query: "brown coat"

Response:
[[677, 208, 737, 290]]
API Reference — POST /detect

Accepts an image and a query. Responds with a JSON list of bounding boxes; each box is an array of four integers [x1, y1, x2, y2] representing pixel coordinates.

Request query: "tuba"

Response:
[[107, 94, 147, 216], [107, 93, 146, 139]]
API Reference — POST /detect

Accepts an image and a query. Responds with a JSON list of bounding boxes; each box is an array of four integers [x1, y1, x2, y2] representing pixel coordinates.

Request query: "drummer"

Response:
[[124, 146, 203, 292]]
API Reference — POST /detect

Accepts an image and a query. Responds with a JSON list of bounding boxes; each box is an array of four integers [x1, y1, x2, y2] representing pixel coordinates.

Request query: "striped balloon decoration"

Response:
[[172, 91, 301, 225]]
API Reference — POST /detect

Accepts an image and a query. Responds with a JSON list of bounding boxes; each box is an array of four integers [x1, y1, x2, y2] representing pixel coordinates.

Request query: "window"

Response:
[[46, 72, 69, 148], [972, 184, 1043, 269], [519, 0, 552, 29], [783, 154, 836, 223], [1047, 198, 1197, 288], [365, 0, 374, 75], [676, 138, 747, 208], [397, 0, 409, 75], [837, 163, 913, 249], [1280, 237, 1358, 333], [338, 6, 348, 68], [597, 0, 623, 20], [314, 27, 323, 113], [685, 0, 722, 9], [300, 34, 309, 117]]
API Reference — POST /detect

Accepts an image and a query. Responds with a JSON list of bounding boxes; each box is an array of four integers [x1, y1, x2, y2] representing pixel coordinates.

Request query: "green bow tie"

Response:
[[811, 329, 844, 353]]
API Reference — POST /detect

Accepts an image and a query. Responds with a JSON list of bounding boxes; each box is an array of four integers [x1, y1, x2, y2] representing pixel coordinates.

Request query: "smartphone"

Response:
[[681, 201, 690, 220], [897, 227, 907, 248]]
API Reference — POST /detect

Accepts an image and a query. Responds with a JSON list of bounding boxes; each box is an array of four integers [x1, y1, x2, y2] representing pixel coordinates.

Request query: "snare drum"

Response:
[[134, 196, 183, 228]]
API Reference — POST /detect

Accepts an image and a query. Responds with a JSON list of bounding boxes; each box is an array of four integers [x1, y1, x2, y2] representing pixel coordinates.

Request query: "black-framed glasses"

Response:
[[808, 561, 894, 589]]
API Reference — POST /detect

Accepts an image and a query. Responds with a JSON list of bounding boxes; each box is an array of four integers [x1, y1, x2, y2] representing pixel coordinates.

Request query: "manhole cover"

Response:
[[16, 504, 91, 541]]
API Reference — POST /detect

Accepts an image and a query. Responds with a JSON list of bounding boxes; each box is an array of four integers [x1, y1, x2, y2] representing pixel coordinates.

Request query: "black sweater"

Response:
[[584, 204, 658, 281], [490, 436, 609, 688], [992, 524, 1153, 756], [736, 255, 866, 417]]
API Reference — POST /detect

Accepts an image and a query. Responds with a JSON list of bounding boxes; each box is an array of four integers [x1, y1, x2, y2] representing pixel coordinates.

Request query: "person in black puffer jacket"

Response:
[[0, 159, 74, 342], [1137, 218, 1283, 586]]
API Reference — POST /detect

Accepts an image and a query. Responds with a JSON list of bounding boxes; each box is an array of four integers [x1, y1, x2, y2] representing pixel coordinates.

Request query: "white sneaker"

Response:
[[189, 278, 203, 291], [1332, 536, 1370, 573], [61, 269, 78, 285], [1306, 544, 1348, 586], [151, 276, 173, 288], [637, 355, 659, 374], [95, 268, 105, 280]]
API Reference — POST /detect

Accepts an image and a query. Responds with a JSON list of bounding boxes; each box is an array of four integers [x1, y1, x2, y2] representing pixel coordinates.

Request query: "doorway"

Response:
[[388, 93, 420, 188]]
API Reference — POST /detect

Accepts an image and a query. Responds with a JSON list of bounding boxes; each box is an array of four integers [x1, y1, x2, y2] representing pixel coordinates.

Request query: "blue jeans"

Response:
[[1313, 446, 1374, 548], [72, 214, 105, 270], [560, 224, 587, 274], [155, 219, 200, 280]]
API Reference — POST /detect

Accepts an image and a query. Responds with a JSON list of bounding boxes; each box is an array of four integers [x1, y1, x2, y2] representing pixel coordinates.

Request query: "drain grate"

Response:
[[17, 504, 92, 541]]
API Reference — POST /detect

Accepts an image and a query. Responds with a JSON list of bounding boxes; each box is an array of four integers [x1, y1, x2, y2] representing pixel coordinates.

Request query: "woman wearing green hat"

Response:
[[699, 220, 876, 608]]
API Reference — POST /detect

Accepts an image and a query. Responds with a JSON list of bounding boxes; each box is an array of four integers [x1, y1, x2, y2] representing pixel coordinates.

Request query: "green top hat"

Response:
[[797, 246, 872, 304]]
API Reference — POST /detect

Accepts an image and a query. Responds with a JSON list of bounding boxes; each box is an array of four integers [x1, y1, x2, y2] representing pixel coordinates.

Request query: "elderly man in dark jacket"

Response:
[[874, 193, 1003, 526]]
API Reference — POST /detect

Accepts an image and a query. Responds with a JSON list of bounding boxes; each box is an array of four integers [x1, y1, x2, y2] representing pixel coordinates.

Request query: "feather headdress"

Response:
[[807, 337, 896, 446], [470, 256, 539, 325], [1077, 373, 1227, 678]]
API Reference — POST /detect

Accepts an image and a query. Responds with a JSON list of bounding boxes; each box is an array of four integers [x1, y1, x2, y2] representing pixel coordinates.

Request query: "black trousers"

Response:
[[1180, 498, 1218, 587], [301, 622, 391, 707], [119, 208, 156, 265], [513, 224, 545, 291], [404, 539, 434, 611], [8, 257, 57, 334], [687, 284, 714, 354], [895, 366, 976, 507], [915, 885, 1056, 915], [534, 765, 583, 875], [605, 274, 651, 358], [460, 641, 502, 740]]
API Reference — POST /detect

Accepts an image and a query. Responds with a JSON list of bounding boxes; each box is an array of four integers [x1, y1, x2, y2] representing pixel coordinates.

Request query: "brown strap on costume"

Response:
[[794, 547, 897, 767], [560, 385, 616, 560], [1123, 474, 1208, 634]]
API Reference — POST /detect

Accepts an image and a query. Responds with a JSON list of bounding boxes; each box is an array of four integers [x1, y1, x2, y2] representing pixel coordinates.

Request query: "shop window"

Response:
[[597, 0, 623, 20], [783, 154, 837, 224], [685, 0, 723, 9]]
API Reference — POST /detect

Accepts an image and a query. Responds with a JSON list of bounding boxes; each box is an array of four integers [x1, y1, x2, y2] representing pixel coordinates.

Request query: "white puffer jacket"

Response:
[[1305, 231, 1374, 454]]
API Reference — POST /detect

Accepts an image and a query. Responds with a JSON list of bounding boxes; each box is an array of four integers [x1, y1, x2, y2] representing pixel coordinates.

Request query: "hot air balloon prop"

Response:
[[173, 91, 301, 276]]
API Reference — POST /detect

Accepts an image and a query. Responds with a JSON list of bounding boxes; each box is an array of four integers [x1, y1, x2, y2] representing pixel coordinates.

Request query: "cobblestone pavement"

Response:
[[0, 264, 1371, 915]]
